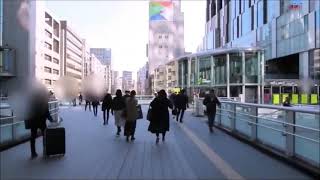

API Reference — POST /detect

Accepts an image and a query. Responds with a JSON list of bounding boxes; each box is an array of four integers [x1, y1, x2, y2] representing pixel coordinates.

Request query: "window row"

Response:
[[44, 66, 59, 75], [44, 54, 59, 64]]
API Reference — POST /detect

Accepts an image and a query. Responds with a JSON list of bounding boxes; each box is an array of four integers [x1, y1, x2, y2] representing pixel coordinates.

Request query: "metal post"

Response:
[[211, 55, 214, 87], [285, 110, 295, 157], [188, 58, 191, 89], [242, 52, 246, 103], [227, 53, 230, 98], [251, 106, 258, 141], [230, 104, 236, 131]]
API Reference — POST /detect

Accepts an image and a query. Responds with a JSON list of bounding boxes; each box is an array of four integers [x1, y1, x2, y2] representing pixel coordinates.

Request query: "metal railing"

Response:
[[0, 101, 60, 149], [193, 98, 320, 171]]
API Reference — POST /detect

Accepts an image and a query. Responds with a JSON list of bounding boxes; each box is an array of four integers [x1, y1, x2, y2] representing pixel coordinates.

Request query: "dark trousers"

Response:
[[30, 127, 45, 155], [93, 105, 98, 116], [156, 132, 166, 138], [124, 121, 136, 137], [176, 108, 185, 122], [103, 109, 110, 124], [208, 113, 216, 128], [85, 102, 91, 111]]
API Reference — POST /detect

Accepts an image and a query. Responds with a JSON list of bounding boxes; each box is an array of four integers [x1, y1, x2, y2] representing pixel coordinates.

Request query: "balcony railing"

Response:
[[193, 98, 320, 173]]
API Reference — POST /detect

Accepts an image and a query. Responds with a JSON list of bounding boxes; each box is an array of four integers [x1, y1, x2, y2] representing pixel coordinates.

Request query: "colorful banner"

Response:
[[149, 1, 173, 21], [311, 94, 318, 104], [273, 94, 280, 105], [291, 94, 299, 104], [301, 94, 308, 104], [282, 94, 289, 103]]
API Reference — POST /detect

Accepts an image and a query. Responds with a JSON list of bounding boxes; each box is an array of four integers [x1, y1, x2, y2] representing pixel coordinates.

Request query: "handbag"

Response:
[[136, 105, 143, 119], [146, 105, 152, 121]]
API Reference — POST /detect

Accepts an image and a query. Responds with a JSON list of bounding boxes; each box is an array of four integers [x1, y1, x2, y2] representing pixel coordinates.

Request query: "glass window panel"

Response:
[[245, 52, 258, 83], [229, 53, 243, 83], [199, 56, 211, 85], [214, 55, 227, 85]]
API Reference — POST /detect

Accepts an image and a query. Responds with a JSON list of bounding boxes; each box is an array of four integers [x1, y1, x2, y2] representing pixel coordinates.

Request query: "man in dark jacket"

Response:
[[174, 89, 188, 123], [203, 89, 221, 133], [27, 88, 53, 158]]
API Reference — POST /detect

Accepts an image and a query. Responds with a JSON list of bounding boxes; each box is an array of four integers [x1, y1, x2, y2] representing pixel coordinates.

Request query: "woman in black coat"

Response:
[[148, 89, 173, 144], [102, 93, 113, 125]]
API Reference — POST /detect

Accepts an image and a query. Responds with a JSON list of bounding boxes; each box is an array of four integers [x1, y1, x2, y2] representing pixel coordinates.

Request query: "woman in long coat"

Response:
[[148, 89, 173, 144], [102, 93, 112, 125], [111, 89, 126, 136], [124, 90, 138, 142]]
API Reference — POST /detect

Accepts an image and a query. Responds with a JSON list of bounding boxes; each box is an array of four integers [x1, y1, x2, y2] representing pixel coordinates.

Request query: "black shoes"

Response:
[[209, 127, 214, 133], [162, 136, 165, 142], [156, 137, 159, 144], [31, 153, 38, 159], [180, 120, 183, 123]]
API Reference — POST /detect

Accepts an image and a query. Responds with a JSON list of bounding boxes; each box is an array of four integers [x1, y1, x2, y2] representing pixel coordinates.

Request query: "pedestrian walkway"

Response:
[[0, 105, 312, 179]]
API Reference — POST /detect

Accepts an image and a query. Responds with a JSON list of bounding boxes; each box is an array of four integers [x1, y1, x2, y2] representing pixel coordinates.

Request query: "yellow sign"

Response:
[[301, 94, 308, 104], [291, 94, 298, 104], [311, 94, 318, 104], [273, 94, 280, 105]]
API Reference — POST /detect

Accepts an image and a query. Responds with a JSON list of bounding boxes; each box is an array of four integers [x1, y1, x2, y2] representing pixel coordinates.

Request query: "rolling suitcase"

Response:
[[43, 127, 65, 157]]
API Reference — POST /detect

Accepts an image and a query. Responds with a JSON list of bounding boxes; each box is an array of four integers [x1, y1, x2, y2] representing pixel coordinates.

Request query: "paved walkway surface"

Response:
[[0, 105, 312, 179]]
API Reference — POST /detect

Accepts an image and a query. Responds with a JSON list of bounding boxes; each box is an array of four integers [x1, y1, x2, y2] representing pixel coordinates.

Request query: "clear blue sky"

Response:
[[46, 0, 206, 75]]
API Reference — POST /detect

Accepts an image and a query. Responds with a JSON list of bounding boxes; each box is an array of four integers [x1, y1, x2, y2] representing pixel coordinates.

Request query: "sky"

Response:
[[45, 0, 206, 77]]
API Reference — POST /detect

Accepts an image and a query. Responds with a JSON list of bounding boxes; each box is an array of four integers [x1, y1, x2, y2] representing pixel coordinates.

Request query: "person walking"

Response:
[[102, 93, 112, 125], [203, 89, 221, 133], [111, 89, 126, 136], [92, 97, 100, 117], [169, 91, 177, 120], [283, 97, 291, 107], [175, 89, 189, 123], [148, 89, 173, 144], [26, 87, 53, 158], [79, 93, 83, 105], [85, 99, 91, 111], [124, 90, 138, 142]]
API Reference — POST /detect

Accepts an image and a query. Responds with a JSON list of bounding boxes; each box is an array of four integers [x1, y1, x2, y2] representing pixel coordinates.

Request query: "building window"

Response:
[[165, 35, 169, 39], [53, 39, 59, 54], [44, 54, 52, 61], [44, 66, 52, 73], [45, 12, 52, 26], [45, 79, 52, 85], [159, 35, 162, 39], [45, 30, 52, 38], [53, 20, 59, 37], [52, 58, 59, 64], [53, 69, 59, 75], [45, 42, 52, 50]]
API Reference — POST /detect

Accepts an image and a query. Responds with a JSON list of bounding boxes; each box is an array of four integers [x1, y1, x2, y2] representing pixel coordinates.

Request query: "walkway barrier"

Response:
[[0, 101, 59, 150], [196, 98, 320, 173]]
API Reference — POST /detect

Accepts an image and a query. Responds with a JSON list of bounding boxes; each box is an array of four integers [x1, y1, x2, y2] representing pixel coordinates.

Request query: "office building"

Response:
[[1, 1, 64, 94], [60, 20, 85, 84], [165, 60, 178, 92], [153, 65, 167, 92], [197, 0, 319, 103], [147, 0, 185, 75], [90, 48, 111, 65], [90, 48, 112, 92], [122, 71, 133, 91], [111, 71, 120, 94], [137, 63, 148, 95]]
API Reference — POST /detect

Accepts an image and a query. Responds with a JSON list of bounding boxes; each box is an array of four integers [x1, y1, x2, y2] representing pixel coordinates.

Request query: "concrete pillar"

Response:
[[227, 53, 230, 98], [299, 51, 309, 84]]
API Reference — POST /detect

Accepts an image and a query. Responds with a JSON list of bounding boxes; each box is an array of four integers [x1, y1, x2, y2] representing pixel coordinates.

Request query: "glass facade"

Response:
[[0, 0, 3, 46], [176, 49, 263, 103]]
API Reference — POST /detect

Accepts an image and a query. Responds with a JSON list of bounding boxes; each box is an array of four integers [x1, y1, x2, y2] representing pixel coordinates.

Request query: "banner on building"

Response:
[[149, 0, 173, 21]]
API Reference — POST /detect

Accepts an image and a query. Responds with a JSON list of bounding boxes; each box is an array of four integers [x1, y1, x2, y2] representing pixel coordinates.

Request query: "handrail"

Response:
[[220, 100, 320, 114]]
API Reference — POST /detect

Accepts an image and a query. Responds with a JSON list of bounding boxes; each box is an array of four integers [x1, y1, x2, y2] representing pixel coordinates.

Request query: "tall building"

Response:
[[1, 1, 64, 94], [147, 0, 185, 75], [137, 63, 148, 95], [111, 71, 119, 94], [60, 20, 85, 84], [90, 48, 111, 65], [122, 71, 133, 91], [202, 0, 319, 101], [90, 48, 112, 92], [153, 65, 167, 92]]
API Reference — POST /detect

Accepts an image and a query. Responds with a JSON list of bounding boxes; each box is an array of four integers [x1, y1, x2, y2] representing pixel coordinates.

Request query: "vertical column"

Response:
[[259, 51, 264, 104], [211, 55, 214, 87], [242, 51, 246, 102], [226, 53, 230, 98], [188, 58, 191, 88], [250, 106, 258, 141], [285, 110, 295, 157], [230, 103, 236, 131]]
